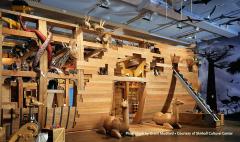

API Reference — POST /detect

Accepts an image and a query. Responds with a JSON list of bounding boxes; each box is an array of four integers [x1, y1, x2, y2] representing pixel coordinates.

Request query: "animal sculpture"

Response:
[[84, 16, 91, 29], [97, 100, 129, 139], [8, 122, 39, 142], [32, 32, 52, 74], [1, 17, 21, 29], [153, 99, 184, 129], [93, 20, 105, 32], [118, 61, 148, 77], [19, 16, 53, 68], [11, 0, 33, 13]]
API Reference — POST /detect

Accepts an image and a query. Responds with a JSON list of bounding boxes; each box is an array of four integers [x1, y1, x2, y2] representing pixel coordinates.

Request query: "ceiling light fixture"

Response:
[[97, 0, 111, 9], [195, 27, 200, 31], [177, 23, 183, 29], [142, 12, 153, 21]]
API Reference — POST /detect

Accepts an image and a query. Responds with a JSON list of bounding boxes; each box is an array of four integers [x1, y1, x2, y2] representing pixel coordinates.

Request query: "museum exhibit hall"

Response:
[[0, 0, 239, 142]]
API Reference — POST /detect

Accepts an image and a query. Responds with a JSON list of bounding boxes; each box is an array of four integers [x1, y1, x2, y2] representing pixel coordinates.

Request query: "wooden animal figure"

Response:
[[32, 32, 52, 73], [25, 96, 44, 107], [171, 54, 180, 64], [11, 0, 33, 13], [93, 20, 105, 32], [97, 100, 130, 139], [68, 39, 79, 59], [2, 17, 21, 29], [8, 122, 39, 142], [118, 62, 134, 77], [133, 61, 148, 77], [186, 58, 194, 72], [102, 34, 110, 44], [84, 16, 91, 29], [152, 98, 184, 129]]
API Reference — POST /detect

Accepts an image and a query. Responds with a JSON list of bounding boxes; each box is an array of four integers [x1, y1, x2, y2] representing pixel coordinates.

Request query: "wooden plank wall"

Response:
[[142, 44, 198, 121], [74, 43, 198, 130]]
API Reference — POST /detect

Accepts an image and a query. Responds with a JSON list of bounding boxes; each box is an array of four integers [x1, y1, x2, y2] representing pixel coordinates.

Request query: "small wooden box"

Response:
[[48, 128, 65, 142]]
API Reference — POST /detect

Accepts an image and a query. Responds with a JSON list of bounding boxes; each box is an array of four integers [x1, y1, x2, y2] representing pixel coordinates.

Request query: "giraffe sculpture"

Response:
[[153, 98, 184, 129], [97, 100, 129, 139]]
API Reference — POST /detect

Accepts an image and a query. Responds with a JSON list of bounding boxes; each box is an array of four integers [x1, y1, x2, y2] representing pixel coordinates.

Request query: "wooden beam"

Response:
[[2, 58, 21, 65], [126, 10, 148, 25], [17, 78, 23, 108], [124, 82, 129, 100], [47, 73, 78, 79], [110, 32, 146, 43], [114, 76, 147, 82], [2, 27, 37, 38], [38, 19, 48, 126], [2, 27, 73, 43], [83, 41, 103, 49], [118, 56, 136, 62], [1, 70, 37, 77], [84, 48, 106, 59], [47, 90, 65, 94], [10, 82, 37, 88], [3, 41, 17, 47], [0, 9, 78, 29], [133, 85, 147, 123], [65, 79, 69, 106], [75, 27, 84, 104], [52, 34, 72, 43]]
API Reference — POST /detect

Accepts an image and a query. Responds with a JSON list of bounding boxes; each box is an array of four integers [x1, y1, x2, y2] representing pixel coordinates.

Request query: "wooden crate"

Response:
[[48, 128, 65, 142]]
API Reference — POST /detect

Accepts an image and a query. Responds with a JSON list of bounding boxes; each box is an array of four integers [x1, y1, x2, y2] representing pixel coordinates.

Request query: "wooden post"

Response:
[[17, 78, 23, 108], [124, 82, 129, 100], [0, 12, 2, 124], [65, 79, 69, 106], [75, 27, 84, 104], [133, 84, 147, 123], [38, 20, 48, 126]]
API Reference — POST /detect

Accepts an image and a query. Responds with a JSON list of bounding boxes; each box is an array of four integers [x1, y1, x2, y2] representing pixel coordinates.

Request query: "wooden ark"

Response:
[[0, 8, 201, 138]]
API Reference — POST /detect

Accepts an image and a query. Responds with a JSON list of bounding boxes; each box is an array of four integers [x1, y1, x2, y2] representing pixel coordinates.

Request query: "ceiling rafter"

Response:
[[120, 0, 238, 38], [125, 10, 148, 25], [23, 0, 191, 45]]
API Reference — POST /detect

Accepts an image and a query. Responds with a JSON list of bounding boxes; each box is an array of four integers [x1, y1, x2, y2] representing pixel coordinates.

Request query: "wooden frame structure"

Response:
[[0, 8, 201, 138]]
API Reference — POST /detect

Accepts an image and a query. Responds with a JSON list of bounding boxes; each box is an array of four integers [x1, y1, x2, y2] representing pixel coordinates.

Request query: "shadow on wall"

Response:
[[198, 36, 240, 119]]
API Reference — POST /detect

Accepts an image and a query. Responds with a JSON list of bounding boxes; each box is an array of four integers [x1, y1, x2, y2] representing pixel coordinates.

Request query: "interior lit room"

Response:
[[0, 0, 239, 142]]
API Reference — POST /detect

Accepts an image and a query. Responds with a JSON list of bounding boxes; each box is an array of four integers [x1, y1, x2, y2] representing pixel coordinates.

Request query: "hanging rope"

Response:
[[191, 0, 193, 13], [180, 0, 183, 20], [165, 0, 168, 20]]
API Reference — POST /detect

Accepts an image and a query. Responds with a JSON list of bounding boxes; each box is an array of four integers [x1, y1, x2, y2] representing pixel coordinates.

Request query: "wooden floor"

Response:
[[66, 121, 240, 142]]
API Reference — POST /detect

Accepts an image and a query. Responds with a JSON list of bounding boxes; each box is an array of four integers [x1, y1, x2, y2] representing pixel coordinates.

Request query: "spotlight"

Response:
[[177, 23, 183, 29], [97, 0, 111, 9], [142, 12, 153, 21], [195, 27, 200, 31]]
